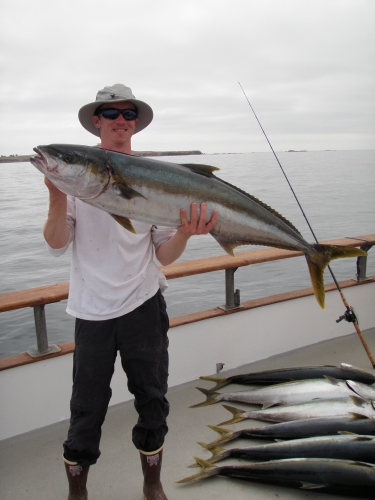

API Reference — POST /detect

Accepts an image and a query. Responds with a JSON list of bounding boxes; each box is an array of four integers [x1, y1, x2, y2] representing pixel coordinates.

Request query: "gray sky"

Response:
[[1, 0, 374, 155]]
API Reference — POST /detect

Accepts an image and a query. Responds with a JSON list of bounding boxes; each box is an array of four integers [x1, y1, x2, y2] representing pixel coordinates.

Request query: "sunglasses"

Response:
[[96, 108, 138, 121]]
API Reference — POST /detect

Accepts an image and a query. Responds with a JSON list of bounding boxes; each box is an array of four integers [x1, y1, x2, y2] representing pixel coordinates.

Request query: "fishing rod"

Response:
[[238, 82, 375, 368]]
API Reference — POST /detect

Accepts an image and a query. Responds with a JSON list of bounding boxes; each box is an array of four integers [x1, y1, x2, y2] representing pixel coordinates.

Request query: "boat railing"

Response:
[[0, 234, 373, 362]]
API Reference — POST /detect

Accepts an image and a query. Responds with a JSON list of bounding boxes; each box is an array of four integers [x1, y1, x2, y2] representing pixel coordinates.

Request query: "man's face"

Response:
[[91, 101, 140, 150]]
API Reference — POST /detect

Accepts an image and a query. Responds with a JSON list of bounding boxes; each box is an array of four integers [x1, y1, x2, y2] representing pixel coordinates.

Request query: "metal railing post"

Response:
[[356, 244, 373, 282], [218, 267, 243, 311], [27, 305, 61, 358]]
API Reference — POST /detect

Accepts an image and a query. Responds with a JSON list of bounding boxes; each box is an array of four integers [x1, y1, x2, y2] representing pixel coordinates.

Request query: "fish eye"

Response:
[[63, 154, 72, 163]]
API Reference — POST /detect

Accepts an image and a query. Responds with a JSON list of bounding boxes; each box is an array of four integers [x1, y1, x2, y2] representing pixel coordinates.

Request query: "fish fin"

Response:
[[216, 175, 303, 234], [180, 164, 220, 177], [205, 425, 237, 448], [210, 234, 237, 256], [199, 375, 231, 391], [353, 435, 374, 441], [199, 375, 224, 382], [197, 442, 225, 452], [349, 412, 373, 421], [176, 457, 219, 483], [349, 395, 368, 405], [203, 446, 229, 465], [217, 405, 245, 425], [300, 482, 327, 490], [323, 375, 340, 385], [207, 424, 234, 436], [112, 181, 147, 200], [305, 244, 367, 309], [261, 401, 277, 409], [189, 388, 221, 408], [338, 432, 373, 441], [197, 441, 210, 450], [110, 215, 137, 233], [211, 231, 259, 257], [188, 444, 226, 468]]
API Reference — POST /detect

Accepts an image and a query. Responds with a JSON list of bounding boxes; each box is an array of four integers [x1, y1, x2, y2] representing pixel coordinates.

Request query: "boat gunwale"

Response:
[[1, 274, 373, 372], [0, 234, 373, 313]]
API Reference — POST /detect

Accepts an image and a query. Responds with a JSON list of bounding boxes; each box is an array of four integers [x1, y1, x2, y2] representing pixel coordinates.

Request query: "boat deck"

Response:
[[1, 327, 375, 500]]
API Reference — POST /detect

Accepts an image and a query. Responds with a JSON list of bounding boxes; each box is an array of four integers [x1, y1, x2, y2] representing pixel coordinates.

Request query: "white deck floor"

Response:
[[1, 327, 375, 500]]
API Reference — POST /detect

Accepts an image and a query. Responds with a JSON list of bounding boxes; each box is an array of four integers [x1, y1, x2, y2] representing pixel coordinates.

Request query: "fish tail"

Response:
[[176, 457, 219, 483], [217, 405, 246, 426], [306, 244, 367, 309], [188, 443, 228, 468], [202, 444, 230, 464], [189, 388, 221, 408], [206, 425, 238, 447], [199, 375, 230, 391]]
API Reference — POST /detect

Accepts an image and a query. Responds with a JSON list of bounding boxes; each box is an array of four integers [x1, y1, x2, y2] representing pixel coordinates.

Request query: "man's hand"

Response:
[[178, 202, 218, 236], [44, 177, 66, 199], [156, 202, 219, 266]]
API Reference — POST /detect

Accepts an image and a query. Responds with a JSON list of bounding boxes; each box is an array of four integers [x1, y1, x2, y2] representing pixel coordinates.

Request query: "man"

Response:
[[43, 83, 218, 500]]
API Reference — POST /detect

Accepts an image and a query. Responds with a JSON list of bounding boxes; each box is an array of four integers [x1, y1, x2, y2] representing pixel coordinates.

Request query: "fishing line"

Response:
[[238, 82, 375, 367]]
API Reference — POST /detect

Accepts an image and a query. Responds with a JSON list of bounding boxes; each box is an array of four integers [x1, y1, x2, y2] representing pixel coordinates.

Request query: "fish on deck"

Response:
[[204, 414, 375, 447], [217, 396, 375, 426], [177, 457, 375, 493], [190, 434, 375, 466], [190, 377, 375, 408], [199, 363, 375, 391], [30, 144, 366, 309]]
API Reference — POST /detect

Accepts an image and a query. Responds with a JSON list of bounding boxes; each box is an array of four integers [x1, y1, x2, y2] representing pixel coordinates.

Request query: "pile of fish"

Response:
[[178, 363, 375, 495]]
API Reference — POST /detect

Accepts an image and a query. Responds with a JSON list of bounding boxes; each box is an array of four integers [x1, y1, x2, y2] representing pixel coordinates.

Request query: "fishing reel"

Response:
[[336, 306, 358, 324]]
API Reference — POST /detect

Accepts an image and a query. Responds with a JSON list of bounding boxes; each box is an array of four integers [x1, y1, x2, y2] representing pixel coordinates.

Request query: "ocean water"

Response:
[[0, 150, 374, 358]]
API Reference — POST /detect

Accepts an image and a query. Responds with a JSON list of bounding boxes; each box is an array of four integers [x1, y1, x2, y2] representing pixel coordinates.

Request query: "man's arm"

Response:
[[43, 178, 71, 249], [155, 202, 218, 266]]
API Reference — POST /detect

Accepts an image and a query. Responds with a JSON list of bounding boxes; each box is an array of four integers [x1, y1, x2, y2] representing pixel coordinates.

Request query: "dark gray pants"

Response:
[[63, 290, 170, 466]]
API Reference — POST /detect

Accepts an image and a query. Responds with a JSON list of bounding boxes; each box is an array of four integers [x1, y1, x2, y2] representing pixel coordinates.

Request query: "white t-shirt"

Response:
[[46, 196, 177, 321]]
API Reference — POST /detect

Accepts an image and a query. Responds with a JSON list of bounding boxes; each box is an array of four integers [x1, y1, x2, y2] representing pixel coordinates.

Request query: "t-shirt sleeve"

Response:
[[151, 225, 178, 250]]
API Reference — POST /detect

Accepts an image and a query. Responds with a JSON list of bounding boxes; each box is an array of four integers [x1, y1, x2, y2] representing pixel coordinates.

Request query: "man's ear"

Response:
[[92, 115, 101, 129]]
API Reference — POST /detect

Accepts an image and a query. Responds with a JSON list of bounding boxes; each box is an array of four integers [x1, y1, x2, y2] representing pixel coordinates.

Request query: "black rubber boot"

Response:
[[140, 447, 168, 500], [64, 457, 90, 500]]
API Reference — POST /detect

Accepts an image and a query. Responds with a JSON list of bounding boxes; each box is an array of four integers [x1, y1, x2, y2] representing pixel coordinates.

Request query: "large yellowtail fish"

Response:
[[191, 434, 375, 466], [217, 397, 375, 426], [198, 363, 375, 390], [190, 377, 375, 409], [177, 457, 375, 493], [30, 144, 366, 308]]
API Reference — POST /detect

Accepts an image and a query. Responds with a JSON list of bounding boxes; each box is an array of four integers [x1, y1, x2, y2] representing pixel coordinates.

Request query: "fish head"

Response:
[[30, 144, 109, 199]]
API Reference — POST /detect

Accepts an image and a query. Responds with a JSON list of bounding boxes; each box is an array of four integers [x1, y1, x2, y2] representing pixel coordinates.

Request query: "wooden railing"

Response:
[[0, 234, 373, 361]]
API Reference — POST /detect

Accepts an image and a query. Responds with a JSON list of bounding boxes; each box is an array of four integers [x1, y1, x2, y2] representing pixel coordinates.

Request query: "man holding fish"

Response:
[[43, 83, 218, 500]]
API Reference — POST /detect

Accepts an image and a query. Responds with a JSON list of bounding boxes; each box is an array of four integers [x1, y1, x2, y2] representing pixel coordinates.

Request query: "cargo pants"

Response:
[[63, 289, 170, 466]]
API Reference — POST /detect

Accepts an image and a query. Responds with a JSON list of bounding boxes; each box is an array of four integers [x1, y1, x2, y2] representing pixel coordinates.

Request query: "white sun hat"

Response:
[[78, 83, 153, 137]]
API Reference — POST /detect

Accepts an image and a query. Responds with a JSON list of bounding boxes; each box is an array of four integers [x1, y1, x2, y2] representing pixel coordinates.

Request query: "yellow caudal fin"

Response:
[[189, 388, 221, 408], [217, 405, 246, 426], [306, 244, 367, 309], [199, 375, 231, 391], [205, 425, 237, 448], [176, 458, 218, 483]]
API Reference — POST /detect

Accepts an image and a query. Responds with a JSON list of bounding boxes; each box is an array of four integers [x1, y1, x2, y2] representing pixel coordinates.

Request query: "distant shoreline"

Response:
[[0, 150, 203, 163]]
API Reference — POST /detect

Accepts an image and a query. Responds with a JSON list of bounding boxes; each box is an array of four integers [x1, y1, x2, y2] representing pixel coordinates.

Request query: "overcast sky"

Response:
[[1, 0, 374, 155]]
